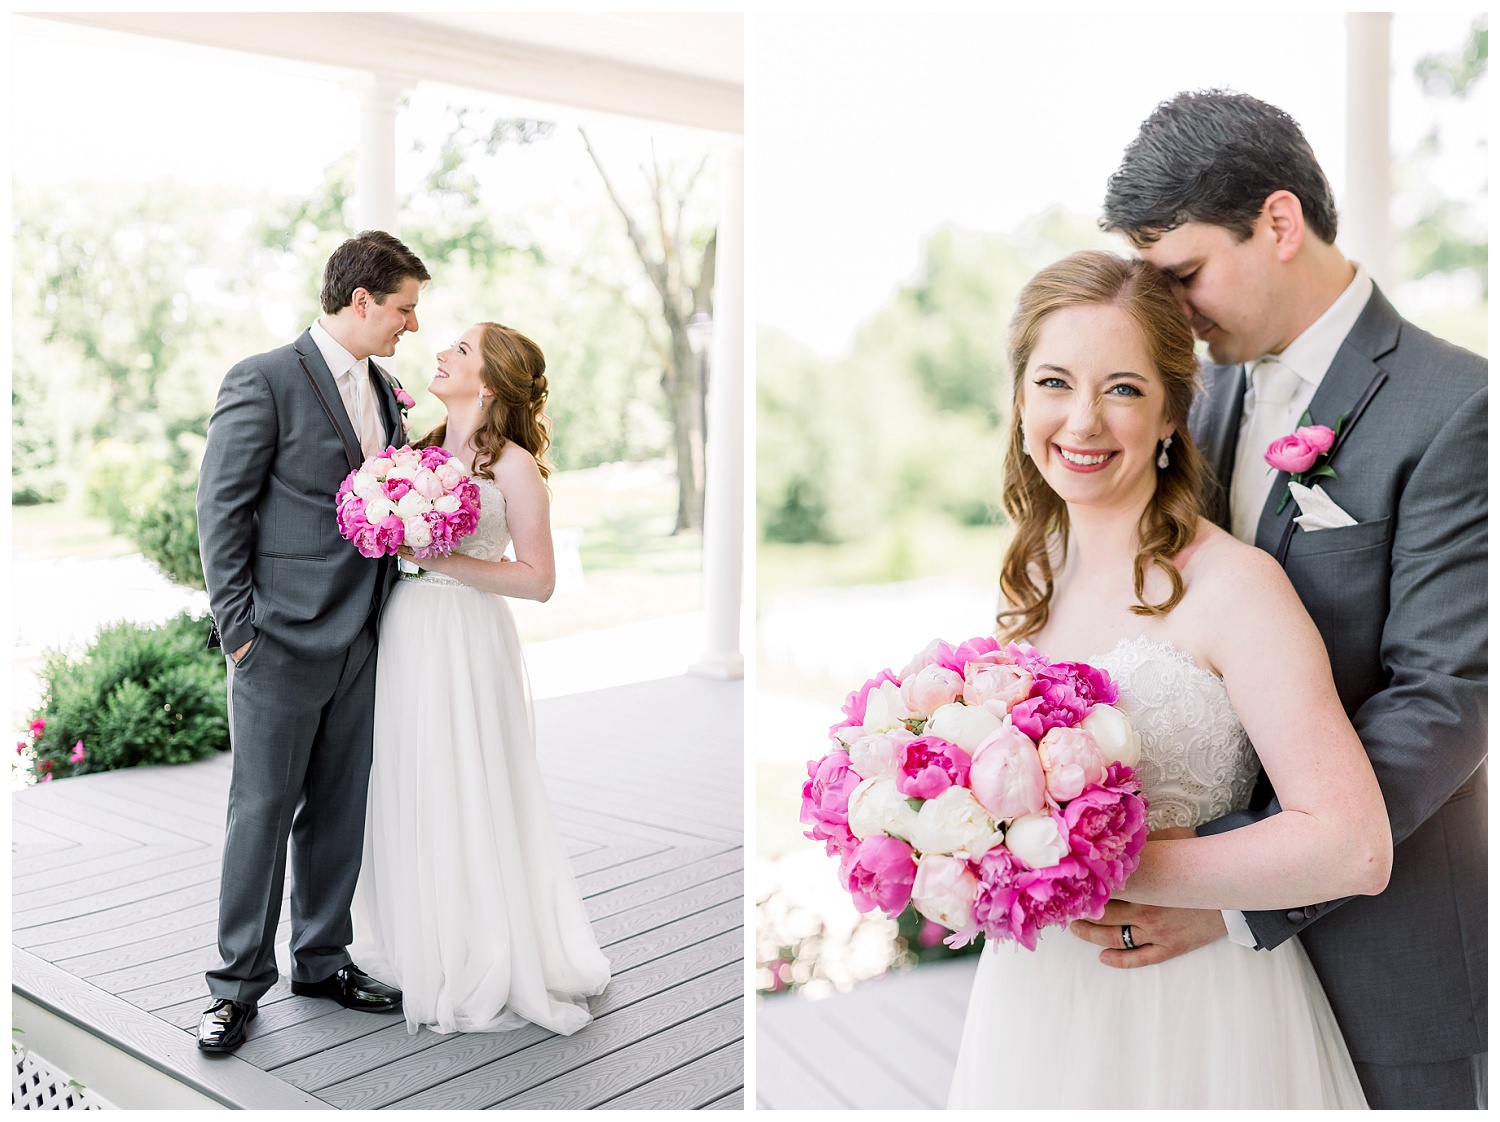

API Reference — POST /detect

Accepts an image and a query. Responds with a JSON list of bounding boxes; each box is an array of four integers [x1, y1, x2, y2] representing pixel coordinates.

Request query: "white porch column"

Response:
[[1343, 14, 1393, 289], [355, 73, 406, 235], [690, 141, 745, 681]]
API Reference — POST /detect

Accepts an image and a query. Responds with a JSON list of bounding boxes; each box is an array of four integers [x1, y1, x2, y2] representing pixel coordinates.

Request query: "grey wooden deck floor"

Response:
[[755, 958, 977, 1109], [13, 674, 744, 1110]]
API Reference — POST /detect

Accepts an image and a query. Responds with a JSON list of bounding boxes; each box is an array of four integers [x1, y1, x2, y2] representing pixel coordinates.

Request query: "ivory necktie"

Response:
[[342, 363, 385, 462], [1230, 358, 1304, 544]]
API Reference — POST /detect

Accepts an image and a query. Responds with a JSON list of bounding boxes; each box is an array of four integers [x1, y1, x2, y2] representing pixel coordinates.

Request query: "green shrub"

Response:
[[84, 438, 173, 532], [23, 612, 227, 781], [133, 475, 205, 590]]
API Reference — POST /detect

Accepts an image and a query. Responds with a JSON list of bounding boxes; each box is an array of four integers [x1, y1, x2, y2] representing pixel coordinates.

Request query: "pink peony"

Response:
[[352, 527, 381, 558], [1037, 726, 1106, 802], [371, 514, 405, 554], [831, 669, 902, 739], [900, 663, 965, 717], [899, 639, 964, 678], [420, 445, 449, 470], [394, 387, 416, 409], [411, 469, 446, 501], [336, 496, 368, 540], [962, 658, 1033, 711], [1064, 762, 1149, 888], [69, 740, 86, 764], [384, 477, 413, 502], [1265, 424, 1336, 474], [800, 750, 862, 858], [29, 719, 45, 736], [1034, 660, 1119, 710], [840, 835, 918, 916], [1010, 678, 1092, 741], [894, 736, 971, 799], [968, 722, 1047, 820], [971, 847, 1109, 951], [952, 635, 1005, 669], [911, 853, 980, 934]]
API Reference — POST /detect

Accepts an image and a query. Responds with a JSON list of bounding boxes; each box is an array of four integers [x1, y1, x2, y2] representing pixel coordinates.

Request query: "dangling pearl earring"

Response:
[[478, 391, 486, 409], [1157, 434, 1173, 470]]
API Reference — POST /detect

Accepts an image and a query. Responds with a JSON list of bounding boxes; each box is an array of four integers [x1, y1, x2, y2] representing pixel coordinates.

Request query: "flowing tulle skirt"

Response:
[[947, 925, 1367, 1109], [350, 579, 611, 1036]]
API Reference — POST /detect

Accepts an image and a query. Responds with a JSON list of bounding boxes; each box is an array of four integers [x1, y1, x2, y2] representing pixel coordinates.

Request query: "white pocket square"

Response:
[[1288, 481, 1357, 532]]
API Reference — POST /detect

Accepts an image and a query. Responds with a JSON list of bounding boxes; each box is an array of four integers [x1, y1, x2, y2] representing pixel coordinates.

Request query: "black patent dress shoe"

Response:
[[197, 998, 257, 1052], [290, 963, 402, 1013]]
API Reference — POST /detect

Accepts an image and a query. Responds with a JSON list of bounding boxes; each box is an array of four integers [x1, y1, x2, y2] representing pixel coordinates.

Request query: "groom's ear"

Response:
[[1262, 190, 1306, 263]]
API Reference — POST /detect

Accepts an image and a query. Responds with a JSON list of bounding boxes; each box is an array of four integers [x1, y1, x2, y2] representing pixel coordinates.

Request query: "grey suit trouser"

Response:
[[1354, 1054, 1487, 1110], [205, 621, 378, 1005]]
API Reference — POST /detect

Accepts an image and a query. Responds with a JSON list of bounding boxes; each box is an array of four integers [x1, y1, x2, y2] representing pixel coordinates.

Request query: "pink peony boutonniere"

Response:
[[1268, 410, 1347, 515], [393, 387, 416, 411]]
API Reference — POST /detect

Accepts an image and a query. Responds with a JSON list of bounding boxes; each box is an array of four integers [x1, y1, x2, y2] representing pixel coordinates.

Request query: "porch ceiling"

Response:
[[27, 12, 743, 134]]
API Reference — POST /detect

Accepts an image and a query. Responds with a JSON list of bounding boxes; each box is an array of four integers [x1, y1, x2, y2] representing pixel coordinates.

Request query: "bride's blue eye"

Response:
[[1108, 384, 1144, 397], [1035, 377, 1068, 389]]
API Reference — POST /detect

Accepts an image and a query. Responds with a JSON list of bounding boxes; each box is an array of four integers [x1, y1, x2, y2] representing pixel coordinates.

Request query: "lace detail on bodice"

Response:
[[1092, 637, 1259, 832], [400, 477, 509, 587]]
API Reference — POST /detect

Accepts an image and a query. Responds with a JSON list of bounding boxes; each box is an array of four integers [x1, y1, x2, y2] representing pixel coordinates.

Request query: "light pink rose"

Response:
[[901, 664, 965, 718], [840, 835, 918, 916], [1264, 424, 1336, 474], [963, 659, 1033, 711], [1037, 726, 1106, 802], [911, 854, 979, 933], [969, 721, 1047, 821]]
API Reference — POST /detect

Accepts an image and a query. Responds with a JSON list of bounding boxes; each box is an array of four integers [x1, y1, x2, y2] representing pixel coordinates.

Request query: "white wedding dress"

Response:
[[350, 476, 611, 1035], [947, 636, 1367, 1109]]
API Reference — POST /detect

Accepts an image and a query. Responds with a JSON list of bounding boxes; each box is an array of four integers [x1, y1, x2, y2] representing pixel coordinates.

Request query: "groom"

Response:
[[1073, 90, 1487, 1109], [195, 231, 429, 1051]]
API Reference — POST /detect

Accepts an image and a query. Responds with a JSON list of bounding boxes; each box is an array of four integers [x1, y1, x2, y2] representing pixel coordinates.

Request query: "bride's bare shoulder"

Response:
[[1181, 521, 1307, 632]]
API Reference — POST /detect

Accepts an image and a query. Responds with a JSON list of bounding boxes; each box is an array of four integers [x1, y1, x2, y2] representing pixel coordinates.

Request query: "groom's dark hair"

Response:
[[1101, 90, 1339, 247], [320, 230, 431, 314]]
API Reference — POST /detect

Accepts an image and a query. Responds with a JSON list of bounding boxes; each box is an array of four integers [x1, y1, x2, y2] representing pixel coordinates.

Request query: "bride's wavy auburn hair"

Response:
[[415, 322, 552, 481], [997, 251, 1206, 641]]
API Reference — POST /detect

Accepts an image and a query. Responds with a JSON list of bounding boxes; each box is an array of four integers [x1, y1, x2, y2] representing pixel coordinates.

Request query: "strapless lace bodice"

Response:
[[1092, 636, 1258, 832], [401, 477, 509, 587]]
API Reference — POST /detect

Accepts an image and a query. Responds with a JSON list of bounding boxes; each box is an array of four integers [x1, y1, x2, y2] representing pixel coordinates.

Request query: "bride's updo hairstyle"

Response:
[[417, 322, 552, 482], [997, 251, 1205, 641]]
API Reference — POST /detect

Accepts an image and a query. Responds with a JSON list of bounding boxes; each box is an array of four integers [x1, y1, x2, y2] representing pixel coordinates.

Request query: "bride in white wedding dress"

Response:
[[946, 253, 1390, 1109], [350, 322, 610, 1036]]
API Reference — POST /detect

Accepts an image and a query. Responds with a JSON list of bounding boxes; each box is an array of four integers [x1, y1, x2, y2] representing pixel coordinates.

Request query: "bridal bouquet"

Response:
[[800, 637, 1149, 950], [335, 445, 480, 560]]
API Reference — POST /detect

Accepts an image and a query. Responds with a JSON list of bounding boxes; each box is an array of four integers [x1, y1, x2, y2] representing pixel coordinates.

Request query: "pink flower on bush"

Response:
[[971, 847, 1108, 951], [1010, 678, 1092, 742], [38, 760, 52, 772], [894, 736, 971, 799], [1065, 762, 1149, 887], [29, 719, 45, 736], [393, 387, 416, 410], [15, 742, 26, 755], [801, 750, 862, 857], [69, 740, 86, 764], [968, 721, 1047, 820], [39, 774, 52, 783], [1265, 424, 1336, 474], [1037, 726, 1106, 802], [840, 835, 918, 915]]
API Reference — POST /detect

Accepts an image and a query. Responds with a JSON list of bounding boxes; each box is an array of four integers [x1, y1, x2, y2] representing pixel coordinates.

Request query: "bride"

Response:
[[350, 321, 611, 1035], [947, 252, 1390, 1109]]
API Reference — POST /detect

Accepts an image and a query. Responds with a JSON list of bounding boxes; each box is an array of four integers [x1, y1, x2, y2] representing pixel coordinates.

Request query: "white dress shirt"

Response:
[[1228, 266, 1374, 544], [1221, 264, 1373, 949], [309, 318, 386, 461]]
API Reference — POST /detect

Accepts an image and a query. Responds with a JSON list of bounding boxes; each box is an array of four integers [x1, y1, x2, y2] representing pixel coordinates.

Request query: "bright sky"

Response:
[[754, 12, 1485, 358]]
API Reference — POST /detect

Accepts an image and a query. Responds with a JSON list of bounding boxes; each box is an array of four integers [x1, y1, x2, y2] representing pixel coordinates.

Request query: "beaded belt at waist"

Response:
[[398, 570, 464, 587]]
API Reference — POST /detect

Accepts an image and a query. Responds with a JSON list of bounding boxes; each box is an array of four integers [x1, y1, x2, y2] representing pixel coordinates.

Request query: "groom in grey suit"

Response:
[[1080, 91, 1486, 1109], [195, 231, 429, 1051]]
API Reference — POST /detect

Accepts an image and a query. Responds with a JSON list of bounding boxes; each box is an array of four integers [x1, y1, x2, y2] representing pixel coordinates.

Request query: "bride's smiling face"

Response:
[[431, 325, 489, 405], [1020, 303, 1174, 513]]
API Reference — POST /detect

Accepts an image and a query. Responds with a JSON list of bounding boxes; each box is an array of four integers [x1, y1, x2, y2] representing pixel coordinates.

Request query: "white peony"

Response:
[[846, 776, 919, 842], [385, 463, 418, 483], [925, 702, 1003, 753], [401, 515, 433, 550], [433, 493, 461, 514], [364, 497, 394, 524], [846, 729, 914, 781], [390, 448, 422, 470], [364, 456, 394, 480], [911, 854, 979, 932], [909, 786, 1004, 858], [1004, 810, 1069, 869], [836, 681, 915, 746], [352, 472, 384, 501], [1082, 704, 1143, 769], [394, 490, 430, 519]]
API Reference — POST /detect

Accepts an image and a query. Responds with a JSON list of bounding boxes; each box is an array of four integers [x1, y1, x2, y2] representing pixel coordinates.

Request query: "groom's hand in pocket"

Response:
[[1070, 900, 1228, 968]]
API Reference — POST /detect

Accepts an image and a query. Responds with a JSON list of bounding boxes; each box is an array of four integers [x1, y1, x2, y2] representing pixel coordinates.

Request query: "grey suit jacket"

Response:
[[1192, 284, 1487, 1065], [197, 329, 405, 661]]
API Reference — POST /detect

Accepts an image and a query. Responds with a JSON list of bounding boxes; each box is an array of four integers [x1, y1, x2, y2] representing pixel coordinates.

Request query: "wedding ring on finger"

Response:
[[1121, 924, 1136, 950]]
